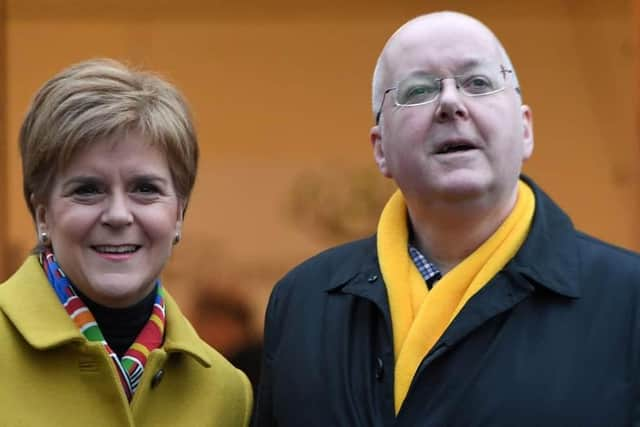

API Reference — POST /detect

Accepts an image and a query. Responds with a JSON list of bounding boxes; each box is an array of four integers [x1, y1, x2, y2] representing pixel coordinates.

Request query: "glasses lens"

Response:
[[457, 71, 504, 95], [394, 66, 509, 106], [396, 76, 440, 106]]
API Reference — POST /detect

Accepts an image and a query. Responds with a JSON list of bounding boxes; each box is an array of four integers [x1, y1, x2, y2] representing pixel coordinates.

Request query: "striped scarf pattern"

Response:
[[40, 250, 166, 401]]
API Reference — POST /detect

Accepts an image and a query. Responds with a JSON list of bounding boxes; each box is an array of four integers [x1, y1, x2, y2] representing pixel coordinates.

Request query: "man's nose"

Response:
[[101, 192, 133, 227], [434, 78, 469, 123]]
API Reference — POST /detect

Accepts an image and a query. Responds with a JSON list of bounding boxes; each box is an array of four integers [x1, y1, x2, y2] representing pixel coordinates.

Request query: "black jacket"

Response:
[[254, 178, 640, 426]]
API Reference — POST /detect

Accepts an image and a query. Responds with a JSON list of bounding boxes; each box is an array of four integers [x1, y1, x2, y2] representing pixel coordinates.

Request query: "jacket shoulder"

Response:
[[162, 290, 253, 420], [200, 346, 254, 426], [575, 230, 640, 265], [260, 236, 378, 369], [572, 230, 640, 297], [275, 235, 377, 294]]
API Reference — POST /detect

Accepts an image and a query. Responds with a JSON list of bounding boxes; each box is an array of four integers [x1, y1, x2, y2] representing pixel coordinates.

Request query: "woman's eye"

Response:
[[73, 184, 100, 196], [134, 183, 159, 194]]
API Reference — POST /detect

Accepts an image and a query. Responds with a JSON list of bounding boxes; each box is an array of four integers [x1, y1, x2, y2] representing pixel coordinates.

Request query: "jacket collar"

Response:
[[0, 256, 213, 367], [509, 175, 581, 298], [321, 237, 393, 331], [321, 176, 581, 300], [321, 237, 380, 294]]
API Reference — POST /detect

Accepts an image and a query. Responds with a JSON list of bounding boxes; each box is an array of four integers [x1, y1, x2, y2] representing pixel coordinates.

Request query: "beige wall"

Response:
[[0, 0, 6, 280], [637, 0, 640, 165], [1, 0, 638, 331]]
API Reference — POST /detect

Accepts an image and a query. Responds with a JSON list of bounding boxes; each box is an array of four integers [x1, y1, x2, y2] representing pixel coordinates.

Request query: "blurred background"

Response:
[[0, 0, 638, 388]]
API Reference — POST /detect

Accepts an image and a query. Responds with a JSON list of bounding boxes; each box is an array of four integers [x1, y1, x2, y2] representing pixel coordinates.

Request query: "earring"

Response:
[[173, 232, 181, 245], [39, 231, 50, 245]]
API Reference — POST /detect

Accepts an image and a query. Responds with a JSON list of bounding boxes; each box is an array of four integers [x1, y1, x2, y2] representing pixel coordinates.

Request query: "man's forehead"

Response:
[[388, 12, 498, 47], [384, 14, 502, 73]]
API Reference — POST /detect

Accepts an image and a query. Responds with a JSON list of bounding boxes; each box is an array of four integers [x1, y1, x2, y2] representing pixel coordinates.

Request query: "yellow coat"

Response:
[[0, 256, 253, 427]]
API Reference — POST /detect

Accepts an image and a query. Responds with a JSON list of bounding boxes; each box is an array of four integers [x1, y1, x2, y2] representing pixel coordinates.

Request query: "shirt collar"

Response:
[[408, 244, 442, 288]]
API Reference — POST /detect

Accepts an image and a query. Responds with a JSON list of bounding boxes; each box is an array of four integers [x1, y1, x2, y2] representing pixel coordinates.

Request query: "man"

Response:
[[253, 12, 640, 426]]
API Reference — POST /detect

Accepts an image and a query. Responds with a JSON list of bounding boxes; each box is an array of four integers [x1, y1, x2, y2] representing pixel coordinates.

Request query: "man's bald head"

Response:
[[371, 11, 520, 121]]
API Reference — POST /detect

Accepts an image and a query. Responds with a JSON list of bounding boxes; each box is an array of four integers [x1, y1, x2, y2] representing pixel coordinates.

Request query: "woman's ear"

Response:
[[32, 195, 46, 229], [173, 199, 187, 245], [31, 194, 50, 244]]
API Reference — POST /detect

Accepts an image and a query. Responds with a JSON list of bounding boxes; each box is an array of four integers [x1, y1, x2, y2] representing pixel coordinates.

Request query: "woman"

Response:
[[0, 59, 252, 426]]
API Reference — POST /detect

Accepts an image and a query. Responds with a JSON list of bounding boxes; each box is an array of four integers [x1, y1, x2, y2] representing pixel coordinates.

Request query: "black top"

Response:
[[73, 285, 157, 358]]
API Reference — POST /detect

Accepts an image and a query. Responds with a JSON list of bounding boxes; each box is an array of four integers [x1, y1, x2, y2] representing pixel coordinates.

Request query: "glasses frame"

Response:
[[375, 66, 514, 124]]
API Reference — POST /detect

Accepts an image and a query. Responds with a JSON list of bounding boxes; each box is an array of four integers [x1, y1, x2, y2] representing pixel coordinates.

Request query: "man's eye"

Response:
[[400, 83, 438, 104], [461, 76, 494, 93], [407, 86, 428, 97]]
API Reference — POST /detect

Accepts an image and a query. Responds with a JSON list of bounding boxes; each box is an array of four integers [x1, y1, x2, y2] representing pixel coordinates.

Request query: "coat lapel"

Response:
[[162, 292, 214, 367], [0, 256, 84, 349], [322, 237, 393, 333]]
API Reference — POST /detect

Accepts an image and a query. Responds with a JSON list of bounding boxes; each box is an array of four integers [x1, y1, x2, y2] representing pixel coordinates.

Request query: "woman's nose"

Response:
[[100, 192, 133, 227]]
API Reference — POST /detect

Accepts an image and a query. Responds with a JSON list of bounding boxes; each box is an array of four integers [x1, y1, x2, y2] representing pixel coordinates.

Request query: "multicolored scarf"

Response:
[[40, 249, 166, 401]]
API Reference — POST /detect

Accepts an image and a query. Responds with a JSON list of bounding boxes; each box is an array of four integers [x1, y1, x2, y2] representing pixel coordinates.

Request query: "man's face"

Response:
[[371, 16, 533, 209]]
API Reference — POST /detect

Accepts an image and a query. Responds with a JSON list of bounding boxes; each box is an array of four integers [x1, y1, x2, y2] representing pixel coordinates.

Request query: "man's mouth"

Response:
[[434, 140, 478, 154], [92, 245, 141, 254]]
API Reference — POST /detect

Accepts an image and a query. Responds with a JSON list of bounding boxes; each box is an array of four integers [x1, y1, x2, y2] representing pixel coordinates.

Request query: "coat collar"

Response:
[[0, 256, 213, 367], [321, 237, 380, 294], [0, 256, 84, 348], [509, 175, 581, 298], [321, 176, 581, 300], [320, 237, 393, 334], [162, 292, 213, 367]]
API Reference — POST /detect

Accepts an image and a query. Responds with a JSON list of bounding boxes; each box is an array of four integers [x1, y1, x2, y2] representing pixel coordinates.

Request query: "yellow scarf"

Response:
[[377, 180, 535, 414]]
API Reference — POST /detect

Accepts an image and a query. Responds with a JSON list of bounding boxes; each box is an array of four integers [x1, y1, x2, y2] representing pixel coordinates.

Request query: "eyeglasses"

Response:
[[375, 65, 514, 124]]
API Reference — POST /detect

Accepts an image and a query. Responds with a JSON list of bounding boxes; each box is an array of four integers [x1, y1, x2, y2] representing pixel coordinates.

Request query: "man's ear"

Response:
[[521, 105, 534, 160], [370, 125, 391, 178]]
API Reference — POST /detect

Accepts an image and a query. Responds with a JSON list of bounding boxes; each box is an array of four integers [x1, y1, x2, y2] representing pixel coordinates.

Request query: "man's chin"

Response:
[[431, 174, 490, 201]]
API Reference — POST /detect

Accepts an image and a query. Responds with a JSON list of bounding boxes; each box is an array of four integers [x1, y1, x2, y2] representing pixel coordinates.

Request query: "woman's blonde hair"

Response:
[[20, 58, 199, 218]]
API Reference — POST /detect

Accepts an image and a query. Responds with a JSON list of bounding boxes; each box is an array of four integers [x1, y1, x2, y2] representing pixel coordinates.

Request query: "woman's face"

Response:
[[35, 133, 184, 308]]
